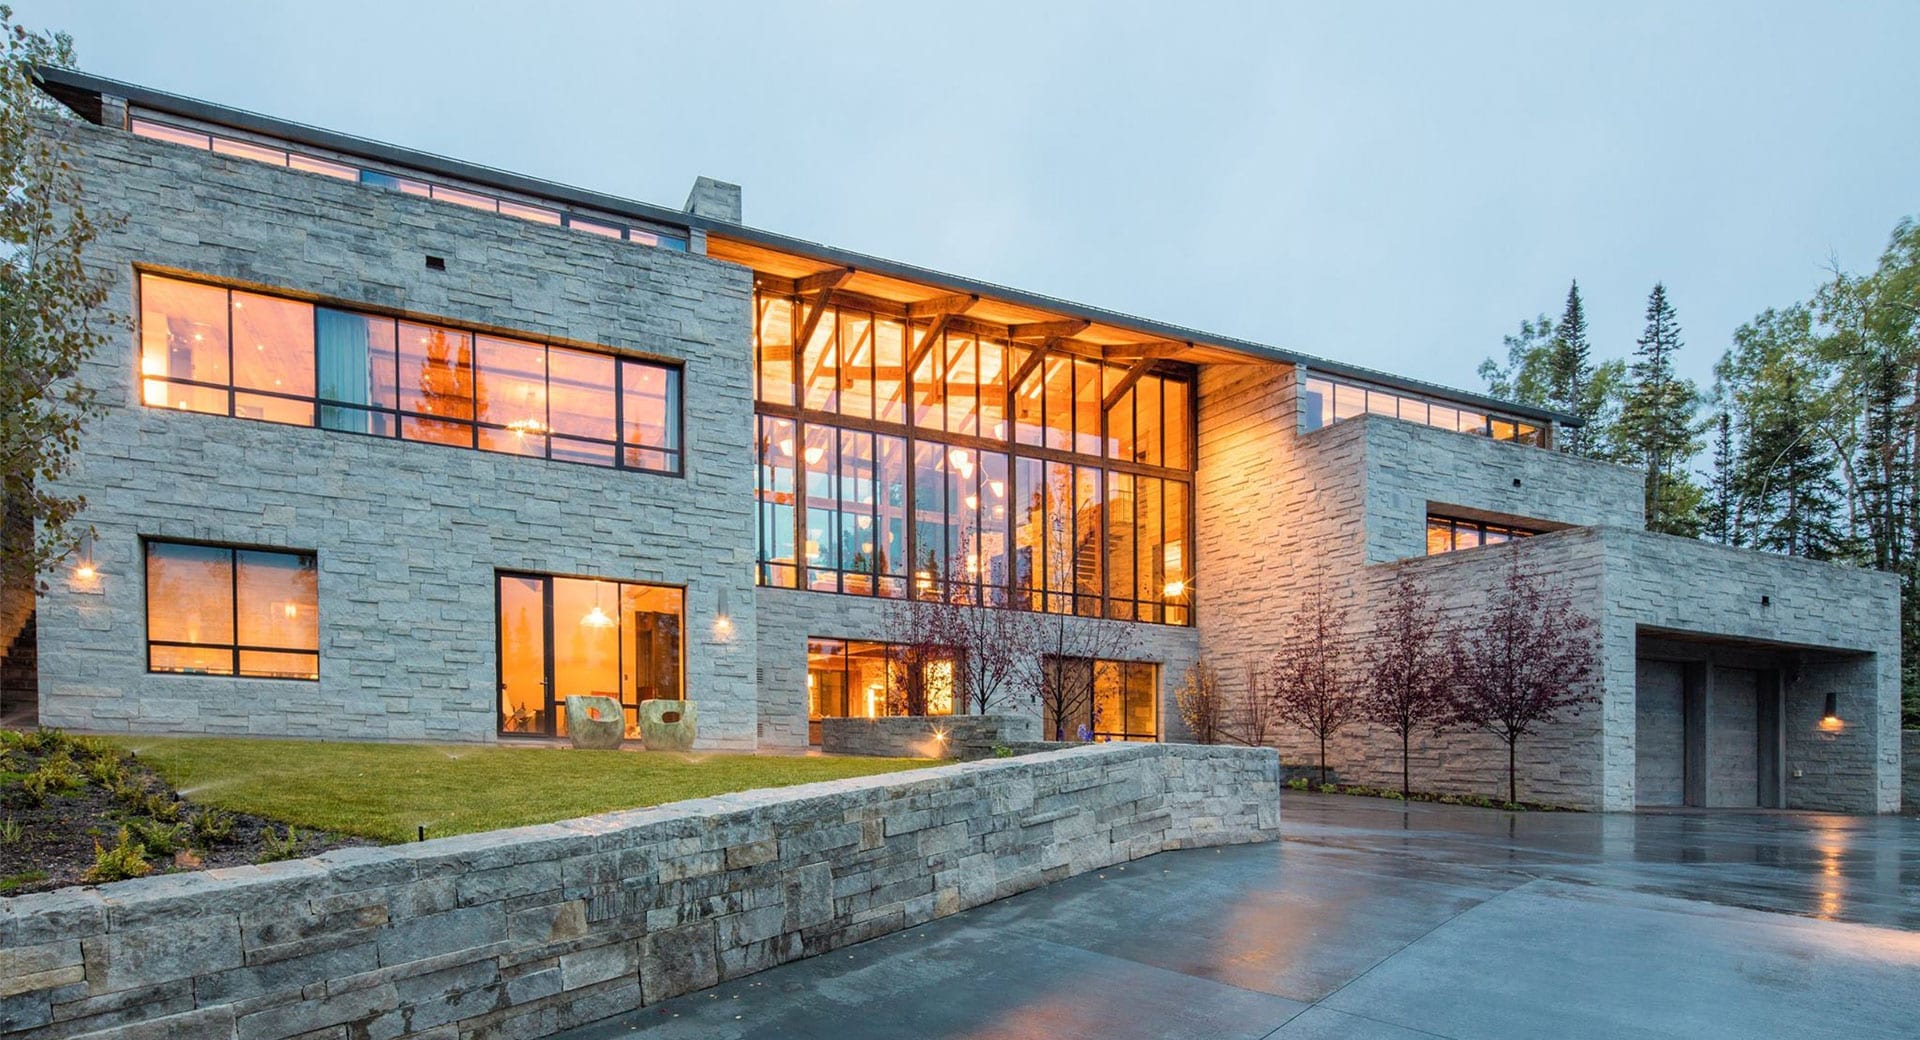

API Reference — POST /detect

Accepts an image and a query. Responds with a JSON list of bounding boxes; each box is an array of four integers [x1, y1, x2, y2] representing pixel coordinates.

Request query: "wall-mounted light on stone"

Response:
[[1819, 691, 1843, 731], [713, 585, 735, 641], [72, 530, 98, 583]]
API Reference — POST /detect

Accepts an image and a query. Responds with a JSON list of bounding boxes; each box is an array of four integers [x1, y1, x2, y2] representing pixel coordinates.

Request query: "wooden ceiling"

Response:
[[705, 235, 1269, 368]]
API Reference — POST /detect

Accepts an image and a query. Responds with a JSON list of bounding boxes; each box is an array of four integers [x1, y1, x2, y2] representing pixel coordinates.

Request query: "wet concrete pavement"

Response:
[[561, 793, 1920, 1039]]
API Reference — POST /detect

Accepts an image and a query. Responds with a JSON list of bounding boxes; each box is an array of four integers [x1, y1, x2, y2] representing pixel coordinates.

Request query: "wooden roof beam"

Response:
[[1103, 357, 1158, 411], [1102, 340, 1188, 361], [794, 266, 856, 295], [1007, 338, 1058, 394], [907, 292, 980, 320], [1008, 319, 1091, 342]]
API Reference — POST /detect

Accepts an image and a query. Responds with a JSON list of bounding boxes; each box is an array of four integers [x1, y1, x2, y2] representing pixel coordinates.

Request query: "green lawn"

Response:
[[110, 737, 935, 843]]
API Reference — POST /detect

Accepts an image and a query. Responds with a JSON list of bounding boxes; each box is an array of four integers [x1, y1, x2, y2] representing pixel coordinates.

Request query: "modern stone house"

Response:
[[9, 68, 1901, 812]]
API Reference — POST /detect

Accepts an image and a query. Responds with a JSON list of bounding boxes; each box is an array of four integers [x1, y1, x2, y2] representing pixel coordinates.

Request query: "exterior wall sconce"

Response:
[[1819, 692, 1843, 732], [72, 530, 98, 582], [713, 586, 734, 641]]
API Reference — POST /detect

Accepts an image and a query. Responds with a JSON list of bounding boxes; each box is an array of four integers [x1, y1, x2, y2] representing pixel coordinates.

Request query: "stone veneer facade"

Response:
[[15, 72, 1904, 810], [0, 742, 1278, 1040], [1195, 364, 1901, 812], [37, 111, 761, 749]]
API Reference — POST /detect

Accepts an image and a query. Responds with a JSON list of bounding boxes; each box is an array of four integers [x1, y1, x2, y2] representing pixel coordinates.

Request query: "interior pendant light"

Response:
[[582, 583, 616, 629]]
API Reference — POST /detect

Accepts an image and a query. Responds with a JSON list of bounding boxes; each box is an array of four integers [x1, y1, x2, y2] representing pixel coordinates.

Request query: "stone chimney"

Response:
[[684, 176, 742, 224]]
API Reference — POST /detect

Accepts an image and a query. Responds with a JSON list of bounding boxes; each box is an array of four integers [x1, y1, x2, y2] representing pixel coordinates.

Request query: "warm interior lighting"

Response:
[[507, 418, 548, 436], [1163, 579, 1185, 598], [282, 602, 299, 620], [581, 605, 615, 629], [1819, 692, 1843, 731]]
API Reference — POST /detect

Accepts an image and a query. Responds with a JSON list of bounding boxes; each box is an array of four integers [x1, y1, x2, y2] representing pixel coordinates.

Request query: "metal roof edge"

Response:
[[37, 66, 1578, 428]]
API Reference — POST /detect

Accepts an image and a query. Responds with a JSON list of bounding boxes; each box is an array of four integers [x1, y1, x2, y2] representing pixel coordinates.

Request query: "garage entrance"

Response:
[[1634, 656, 1784, 809]]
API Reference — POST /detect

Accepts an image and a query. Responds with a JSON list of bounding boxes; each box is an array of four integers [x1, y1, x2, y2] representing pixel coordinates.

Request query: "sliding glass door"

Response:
[[496, 572, 685, 737]]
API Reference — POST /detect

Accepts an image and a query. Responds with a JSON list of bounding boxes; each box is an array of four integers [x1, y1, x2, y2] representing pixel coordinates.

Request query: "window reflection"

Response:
[[497, 573, 683, 738], [1425, 513, 1540, 555], [1302, 375, 1548, 447], [138, 273, 682, 473], [1042, 656, 1158, 742], [147, 541, 318, 680], [751, 288, 1194, 625], [806, 637, 957, 744]]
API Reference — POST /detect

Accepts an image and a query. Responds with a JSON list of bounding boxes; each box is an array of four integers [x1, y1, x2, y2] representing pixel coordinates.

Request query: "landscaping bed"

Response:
[[1, 729, 366, 896], [1, 730, 935, 896], [1283, 776, 1580, 812]]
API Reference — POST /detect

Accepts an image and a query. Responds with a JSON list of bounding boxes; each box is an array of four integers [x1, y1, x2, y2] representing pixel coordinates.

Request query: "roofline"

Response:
[[36, 66, 1578, 428]]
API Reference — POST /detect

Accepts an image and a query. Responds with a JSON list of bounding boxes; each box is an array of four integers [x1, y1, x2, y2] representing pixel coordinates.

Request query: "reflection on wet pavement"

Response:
[[559, 792, 1920, 1040]]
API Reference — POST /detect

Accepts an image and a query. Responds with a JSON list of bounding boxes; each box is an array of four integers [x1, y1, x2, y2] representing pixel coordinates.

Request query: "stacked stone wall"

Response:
[[0, 742, 1278, 1040], [37, 115, 759, 746]]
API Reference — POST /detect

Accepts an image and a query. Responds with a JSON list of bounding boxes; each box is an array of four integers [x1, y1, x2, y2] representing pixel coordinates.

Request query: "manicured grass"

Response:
[[110, 738, 937, 843]]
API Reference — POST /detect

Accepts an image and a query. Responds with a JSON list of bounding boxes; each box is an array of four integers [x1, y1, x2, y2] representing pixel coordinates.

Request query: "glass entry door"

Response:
[[496, 572, 685, 737]]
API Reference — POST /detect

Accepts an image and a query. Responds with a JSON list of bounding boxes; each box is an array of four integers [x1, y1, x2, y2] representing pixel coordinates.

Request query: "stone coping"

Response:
[[0, 741, 1279, 1040]]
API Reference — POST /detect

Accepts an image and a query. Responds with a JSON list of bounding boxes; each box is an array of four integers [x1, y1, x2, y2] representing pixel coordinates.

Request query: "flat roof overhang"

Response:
[[38, 66, 1575, 427]]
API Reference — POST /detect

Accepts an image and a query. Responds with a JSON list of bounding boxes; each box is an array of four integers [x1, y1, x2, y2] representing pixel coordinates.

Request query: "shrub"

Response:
[[141, 792, 183, 823], [191, 808, 235, 846], [22, 753, 83, 804], [1285, 777, 1310, 791], [257, 825, 304, 863], [0, 816, 19, 844], [125, 817, 187, 856], [991, 744, 1015, 759], [83, 827, 153, 884]]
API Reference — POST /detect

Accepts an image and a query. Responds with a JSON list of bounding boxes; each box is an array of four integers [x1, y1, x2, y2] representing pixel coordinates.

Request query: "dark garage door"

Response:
[[1635, 660, 1686, 807]]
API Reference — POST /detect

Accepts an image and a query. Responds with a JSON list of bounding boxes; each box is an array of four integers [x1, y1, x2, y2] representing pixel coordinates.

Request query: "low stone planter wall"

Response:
[[1903, 730, 1918, 813], [0, 742, 1278, 1040], [820, 713, 1040, 758]]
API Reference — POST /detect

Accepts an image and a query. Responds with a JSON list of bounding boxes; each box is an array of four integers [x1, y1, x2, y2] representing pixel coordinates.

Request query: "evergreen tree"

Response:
[[1620, 283, 1704, 535], [1701, 411, 1739, 545], [1478, 282, 1625, 458]]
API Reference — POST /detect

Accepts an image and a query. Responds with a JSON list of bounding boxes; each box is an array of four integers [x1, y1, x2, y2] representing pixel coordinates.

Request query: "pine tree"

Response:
[[1702, 411, 1739, 545], [1547, 281, 1591, 449], [1621, 283, 1704, 535], [1480, 282, 1625, 459]]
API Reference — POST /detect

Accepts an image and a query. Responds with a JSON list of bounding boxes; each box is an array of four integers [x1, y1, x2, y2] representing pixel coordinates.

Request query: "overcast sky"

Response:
[[35, 1, 1920, 399]]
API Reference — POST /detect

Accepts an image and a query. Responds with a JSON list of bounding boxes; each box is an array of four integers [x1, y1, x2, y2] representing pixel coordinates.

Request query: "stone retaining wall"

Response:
[[819, 715, 1040, 758], [0, 742, 1278, 1040]]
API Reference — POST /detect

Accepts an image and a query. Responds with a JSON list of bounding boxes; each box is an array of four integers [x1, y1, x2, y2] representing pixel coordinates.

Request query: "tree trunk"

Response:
[[1507, 741, 1518, 806], [1318, 734, 1328, 787], [1401, 729, 1411, 799]]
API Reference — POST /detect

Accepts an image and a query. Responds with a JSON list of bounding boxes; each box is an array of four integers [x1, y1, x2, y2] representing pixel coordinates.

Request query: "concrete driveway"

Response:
[[561, 793, 1920, 1039]]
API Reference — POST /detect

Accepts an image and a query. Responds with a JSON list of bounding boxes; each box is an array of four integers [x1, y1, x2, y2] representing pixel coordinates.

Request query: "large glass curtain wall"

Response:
[[753, 290, 1194, 625]]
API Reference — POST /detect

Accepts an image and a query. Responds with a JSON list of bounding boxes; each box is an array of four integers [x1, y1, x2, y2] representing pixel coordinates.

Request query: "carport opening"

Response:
[[1633, 632, 1872, 810]]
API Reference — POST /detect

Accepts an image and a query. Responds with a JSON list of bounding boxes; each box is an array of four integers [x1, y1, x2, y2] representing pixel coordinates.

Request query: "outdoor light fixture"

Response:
[[1819, 692, 1843, 731], [713, 586, 734, 638], [73, 531, 96, 581]]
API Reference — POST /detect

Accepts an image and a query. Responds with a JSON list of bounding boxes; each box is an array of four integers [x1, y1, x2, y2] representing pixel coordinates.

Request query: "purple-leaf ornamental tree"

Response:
[[1446, 554, 1599, 805], [1272, 588, 1359, 786], [1360, 568, 1452, 798]]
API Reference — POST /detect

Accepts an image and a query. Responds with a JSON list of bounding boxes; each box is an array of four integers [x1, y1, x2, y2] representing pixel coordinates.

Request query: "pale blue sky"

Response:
[[35, 1, 1920, 400]]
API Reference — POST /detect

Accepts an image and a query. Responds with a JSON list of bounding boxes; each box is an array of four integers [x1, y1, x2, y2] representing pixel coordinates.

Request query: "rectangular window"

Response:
[[749, 286, 1194, 626], [130, 115, 689, 250], [146, 541, 318, 680], [806, 638, 958, 743], [497, 573, 683, 738], [1424, 513, 1541, 555], [1043, 656, 1159, 742], [1304, 372, 1550, 448], [139, 273, 682, 474]]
